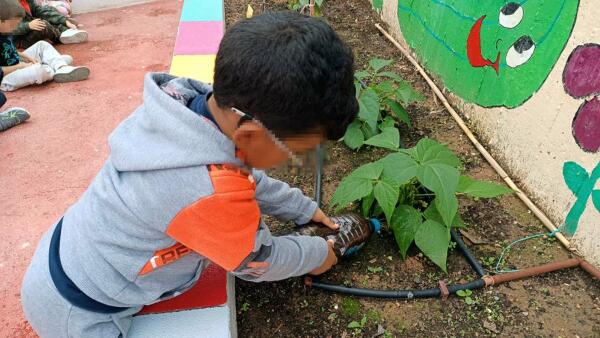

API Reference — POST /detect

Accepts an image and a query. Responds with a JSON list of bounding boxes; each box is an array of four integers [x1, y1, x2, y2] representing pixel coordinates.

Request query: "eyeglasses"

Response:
[[231, 107, 304, 167]]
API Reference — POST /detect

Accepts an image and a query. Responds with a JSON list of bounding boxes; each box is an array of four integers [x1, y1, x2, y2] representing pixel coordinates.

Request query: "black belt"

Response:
[[48, 218, 131, 314]]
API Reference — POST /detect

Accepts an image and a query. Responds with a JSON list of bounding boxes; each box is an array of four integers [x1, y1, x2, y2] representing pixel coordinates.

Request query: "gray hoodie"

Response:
[[58, 73, 328, 308]]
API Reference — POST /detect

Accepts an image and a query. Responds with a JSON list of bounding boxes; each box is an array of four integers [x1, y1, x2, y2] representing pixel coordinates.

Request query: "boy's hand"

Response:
[[309, 239, 337, 275], [28, 19, 46, 31], [311, 208, 339, 230]]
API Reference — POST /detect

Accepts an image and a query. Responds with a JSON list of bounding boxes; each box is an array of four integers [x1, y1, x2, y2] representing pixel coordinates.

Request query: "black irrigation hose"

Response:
[[451, 229, 486, 277], [314, 144, 323, 207], [307, 278, 485, 299], [310, 145, 488, 299]]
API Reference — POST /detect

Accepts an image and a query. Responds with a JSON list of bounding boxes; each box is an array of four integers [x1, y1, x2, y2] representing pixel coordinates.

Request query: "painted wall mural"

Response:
[[396, 0, 580, 108], [562, 161, 600, 236], [563, 44, 600, 153]]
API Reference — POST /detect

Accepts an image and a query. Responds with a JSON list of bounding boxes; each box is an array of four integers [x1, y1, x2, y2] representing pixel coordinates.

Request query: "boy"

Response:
[[1, 0, 89, 92], [21, 11, 357, 338], [13, 0, 87, 49]]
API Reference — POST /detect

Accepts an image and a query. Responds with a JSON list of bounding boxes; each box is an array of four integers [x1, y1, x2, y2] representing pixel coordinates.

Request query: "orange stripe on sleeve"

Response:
[[165, 164, 260, 271]]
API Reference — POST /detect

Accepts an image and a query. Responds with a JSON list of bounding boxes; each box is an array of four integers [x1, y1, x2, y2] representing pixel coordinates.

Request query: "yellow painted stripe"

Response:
[[170, 55, 216, 83]]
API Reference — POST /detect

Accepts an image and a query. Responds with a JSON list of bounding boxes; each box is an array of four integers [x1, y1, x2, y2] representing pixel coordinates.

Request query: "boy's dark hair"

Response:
[[0, 0, 26, 20], [213, 11, 357, 140]]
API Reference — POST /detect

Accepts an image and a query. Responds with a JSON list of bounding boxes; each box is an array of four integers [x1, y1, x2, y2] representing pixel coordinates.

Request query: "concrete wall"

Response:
[[71, 0, 157, 14], [373, 0, 600, 265]]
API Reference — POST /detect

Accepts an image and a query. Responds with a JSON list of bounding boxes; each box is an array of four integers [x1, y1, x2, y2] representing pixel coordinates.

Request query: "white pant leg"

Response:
[[0, 64, 54, 92], [23, 41, 67, 72]]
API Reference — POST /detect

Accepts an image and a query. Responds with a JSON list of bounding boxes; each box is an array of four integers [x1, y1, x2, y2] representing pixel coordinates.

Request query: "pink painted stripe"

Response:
[[174, 21, 224, 55]]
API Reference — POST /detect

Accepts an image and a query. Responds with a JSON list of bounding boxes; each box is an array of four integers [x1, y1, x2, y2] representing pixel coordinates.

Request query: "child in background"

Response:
[[1, 0, 90, 92], [12, 0, 86, 49], [0, 0, 30, 131], [21, 11, 357, 337], [37, 0, 72, 18]]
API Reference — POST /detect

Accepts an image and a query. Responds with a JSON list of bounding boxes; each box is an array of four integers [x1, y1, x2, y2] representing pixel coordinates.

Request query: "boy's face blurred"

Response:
[[233, 123, 324, 170], [0, 18, 21, 34]]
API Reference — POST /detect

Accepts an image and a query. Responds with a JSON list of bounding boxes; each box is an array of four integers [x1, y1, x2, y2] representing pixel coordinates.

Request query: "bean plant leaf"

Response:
[[592, 190, 600, 212], [352, 161, 385, 180], [358, 88, 380, 130], [390, 205, 423, 258], [375, 80, 395, 95], [343, 121, 364, 150], [364, 127, 399, 150], [417, 163, 459, 227], [381, 152, 419, 185], [413, 138, 461, 168], [379, 116, 395, 130], [369, 58, 393, 73], [377, 71, 403, 82], [563, 161, 589, 195], [354, 82, 362, 98], [362, 192, 375, 218], [354, 71, 369, 81], [386, 99, 411, 127], [374, 177, 400, 224], [331, 162, 383, 210], [424, 201, 466, 228], [395, 81, 424, 105], [330, 176, 373, 211], [415, 220, 450, 272], [457, 176, 513, 198]]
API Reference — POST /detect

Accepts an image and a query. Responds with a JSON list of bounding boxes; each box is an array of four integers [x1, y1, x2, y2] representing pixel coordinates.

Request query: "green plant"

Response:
[[288, 0, 324, 16], [347, 315, 368, 331], [240, 302, 250, 312], [331, 138, 513, 271], [456, 289, 476, 305], [343, 58, 423, 151], [341, 298, 362, 317]]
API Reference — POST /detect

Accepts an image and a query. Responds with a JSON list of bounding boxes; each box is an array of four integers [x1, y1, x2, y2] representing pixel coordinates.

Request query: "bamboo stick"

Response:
[[374, 23, 572, 249]]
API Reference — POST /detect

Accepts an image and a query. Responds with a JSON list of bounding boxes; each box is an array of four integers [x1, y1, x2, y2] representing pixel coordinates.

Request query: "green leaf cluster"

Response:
[[288, 0, 324, 15], [343, 58, 423, 150], [331, 138, 513, 271]]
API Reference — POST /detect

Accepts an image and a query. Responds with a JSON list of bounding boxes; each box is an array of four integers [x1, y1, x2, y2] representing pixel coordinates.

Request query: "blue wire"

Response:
[[493, 225, 565, 274]]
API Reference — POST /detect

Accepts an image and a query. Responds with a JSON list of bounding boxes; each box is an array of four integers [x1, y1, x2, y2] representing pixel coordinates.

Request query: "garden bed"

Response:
[[225, 1, 600, 337]]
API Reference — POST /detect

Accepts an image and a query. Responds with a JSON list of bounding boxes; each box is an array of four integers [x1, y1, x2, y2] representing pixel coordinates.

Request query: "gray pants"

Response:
[[21, 223, 142, 338], [0, 41, 66, 92]]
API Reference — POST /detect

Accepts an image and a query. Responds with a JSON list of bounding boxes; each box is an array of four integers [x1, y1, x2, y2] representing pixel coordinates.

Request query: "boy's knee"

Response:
[[32, 40, 52, 49]]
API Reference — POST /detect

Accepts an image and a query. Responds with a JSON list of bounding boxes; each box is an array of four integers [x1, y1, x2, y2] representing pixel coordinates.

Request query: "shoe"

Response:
[[61, 55, 73, 65], [53, 66, 90, 83], [0, 107, 30, 132], [59, 29, 88, 44]]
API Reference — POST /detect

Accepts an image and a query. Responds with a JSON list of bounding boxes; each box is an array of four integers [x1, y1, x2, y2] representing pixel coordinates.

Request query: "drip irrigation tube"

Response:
[[305, 277, 485, 299]]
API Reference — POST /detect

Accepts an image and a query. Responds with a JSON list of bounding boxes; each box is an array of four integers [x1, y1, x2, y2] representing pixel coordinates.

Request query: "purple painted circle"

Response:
[[563, 44, 600, 98], [572, 97, 600, 153]]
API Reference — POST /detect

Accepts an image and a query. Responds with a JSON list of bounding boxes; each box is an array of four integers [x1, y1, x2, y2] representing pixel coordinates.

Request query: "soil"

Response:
[[225, 1, 600, 337]]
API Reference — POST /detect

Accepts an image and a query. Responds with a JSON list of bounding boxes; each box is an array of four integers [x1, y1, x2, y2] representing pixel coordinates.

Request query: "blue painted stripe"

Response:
[[181, 0, 224, 22]]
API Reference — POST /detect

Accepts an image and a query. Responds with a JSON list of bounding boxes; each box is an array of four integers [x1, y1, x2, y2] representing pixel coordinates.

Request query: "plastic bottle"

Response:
[[289, 213, 381, 258]]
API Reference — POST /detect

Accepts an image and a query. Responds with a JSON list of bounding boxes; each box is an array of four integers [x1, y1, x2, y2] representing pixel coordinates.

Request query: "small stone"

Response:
[[414, 277, 422, 284], [522, 311, 529, 316], [483, 320, 499, 333]]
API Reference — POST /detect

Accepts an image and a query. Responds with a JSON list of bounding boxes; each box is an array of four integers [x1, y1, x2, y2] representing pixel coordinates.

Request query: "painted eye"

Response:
[[499, 2, 523, 29], [506, 36, 535, 68]]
